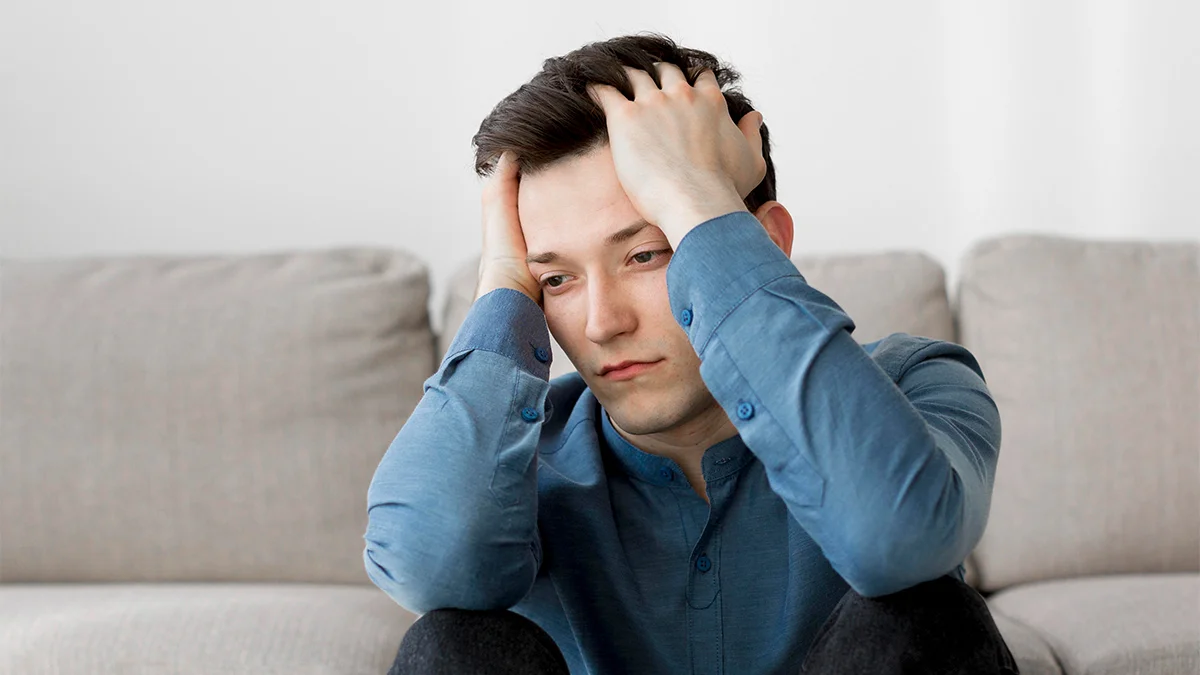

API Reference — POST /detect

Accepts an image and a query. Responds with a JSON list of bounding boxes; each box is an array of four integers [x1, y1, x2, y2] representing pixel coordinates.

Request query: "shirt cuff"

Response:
[[665, 210, 853, 354], [442, 288, 553, 381]]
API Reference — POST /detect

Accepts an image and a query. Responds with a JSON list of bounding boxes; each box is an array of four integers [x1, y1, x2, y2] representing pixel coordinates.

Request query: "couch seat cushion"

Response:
[[0, 583, 417, 674], [988, 574, 1200, 675], [989, 611, 1063, 675]]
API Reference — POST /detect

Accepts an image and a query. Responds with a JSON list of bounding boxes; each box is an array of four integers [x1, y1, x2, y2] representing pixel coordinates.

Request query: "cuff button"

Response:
[[736, 401, 755, 420]]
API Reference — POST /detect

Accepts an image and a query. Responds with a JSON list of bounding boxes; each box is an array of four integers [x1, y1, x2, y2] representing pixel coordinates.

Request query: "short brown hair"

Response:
[[471, 32, 775, 215]]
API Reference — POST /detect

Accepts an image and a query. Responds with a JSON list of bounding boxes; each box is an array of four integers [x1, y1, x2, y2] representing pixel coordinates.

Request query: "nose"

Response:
[[584, 274, 637, 344]]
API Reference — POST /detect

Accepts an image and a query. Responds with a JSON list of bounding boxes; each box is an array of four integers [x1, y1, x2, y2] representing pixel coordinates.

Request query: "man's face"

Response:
[[518, 143, 721, 435]]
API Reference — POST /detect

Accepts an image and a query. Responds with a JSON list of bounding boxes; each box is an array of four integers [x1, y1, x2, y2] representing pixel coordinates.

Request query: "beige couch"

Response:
[[1, 234, 1196, 674]]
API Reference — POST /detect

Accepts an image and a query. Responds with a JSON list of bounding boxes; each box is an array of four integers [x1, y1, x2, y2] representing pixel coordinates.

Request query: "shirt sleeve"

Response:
[[665, 210, 1001, 598], [363, 288, 552, 613]]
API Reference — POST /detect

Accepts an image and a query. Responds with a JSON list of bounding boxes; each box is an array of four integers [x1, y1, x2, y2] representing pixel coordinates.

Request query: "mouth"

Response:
[[599, 359, 663, 381]]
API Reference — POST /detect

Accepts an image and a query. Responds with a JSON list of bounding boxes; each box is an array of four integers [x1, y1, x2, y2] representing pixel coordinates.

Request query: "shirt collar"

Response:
[[599, 407, 754, 485]]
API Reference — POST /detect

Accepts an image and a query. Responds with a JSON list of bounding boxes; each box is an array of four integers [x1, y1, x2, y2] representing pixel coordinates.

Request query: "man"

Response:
[[364, 33, 1019, 674]]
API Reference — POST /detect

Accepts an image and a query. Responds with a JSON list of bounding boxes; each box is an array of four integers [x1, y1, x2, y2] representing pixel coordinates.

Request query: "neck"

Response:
[[607, 398, 738, 462]]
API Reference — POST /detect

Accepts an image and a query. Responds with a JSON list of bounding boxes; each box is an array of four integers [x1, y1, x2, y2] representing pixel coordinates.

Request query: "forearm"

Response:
[[714, 323, 996, 596], [667, 212, 1000, 597], [363, 288, 551, 613]]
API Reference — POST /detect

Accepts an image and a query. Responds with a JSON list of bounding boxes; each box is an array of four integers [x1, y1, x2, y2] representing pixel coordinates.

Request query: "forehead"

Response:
[[517, 144, 643, 248]]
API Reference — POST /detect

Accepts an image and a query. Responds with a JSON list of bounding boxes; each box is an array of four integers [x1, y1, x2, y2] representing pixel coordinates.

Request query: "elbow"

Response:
[[838, 531, 965, 599], [363, 530, 537, 614], [835, 532, 927, 598], [839, 484, 982, 599]]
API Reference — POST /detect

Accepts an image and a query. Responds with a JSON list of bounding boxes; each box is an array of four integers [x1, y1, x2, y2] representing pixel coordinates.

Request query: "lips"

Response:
[[600, 359, 653, 375], [599, 359, 663, 380]]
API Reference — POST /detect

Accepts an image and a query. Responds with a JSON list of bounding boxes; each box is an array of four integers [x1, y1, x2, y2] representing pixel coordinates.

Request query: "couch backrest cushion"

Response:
[[440, 250, 956, 380], [957, 235, 1200, 592], [0, 249, 435, 584]]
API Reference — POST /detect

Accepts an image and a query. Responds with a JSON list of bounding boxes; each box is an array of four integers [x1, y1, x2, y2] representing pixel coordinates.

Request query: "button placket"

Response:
[[686, 517, 721, 609]]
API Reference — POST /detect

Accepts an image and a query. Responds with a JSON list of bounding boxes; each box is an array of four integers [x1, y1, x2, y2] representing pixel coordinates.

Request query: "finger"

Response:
[[653, 61, 688, 90], [623, 65, 661, 99], [586, 82, 627, 112], [486, 150, 513, 182], [486, 151, 514, 188], [738, 110, 766, 176], [496, 150, 515, 175], [692, 66, 721, 93], [484, 150, 519, 203], [738, 111, 764, 143]]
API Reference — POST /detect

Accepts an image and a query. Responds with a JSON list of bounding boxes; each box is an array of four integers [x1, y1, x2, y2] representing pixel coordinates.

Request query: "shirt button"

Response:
[[737, 400, 755, 420], [696, 555, 712, 573], [680, 308, 693, 327], [520, 407, 540, 422], [534, 346, 550, 363], [659, 467, 674, 481]]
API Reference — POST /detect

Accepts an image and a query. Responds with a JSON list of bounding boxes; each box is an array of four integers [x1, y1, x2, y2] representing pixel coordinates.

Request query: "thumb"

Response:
[[738, 111, 764, 158], [738, 111, 766, 194]]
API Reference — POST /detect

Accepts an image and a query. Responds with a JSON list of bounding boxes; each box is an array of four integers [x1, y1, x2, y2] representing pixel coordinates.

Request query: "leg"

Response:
[[387, 608, 570, 675], [800, 574, 1020, 675]]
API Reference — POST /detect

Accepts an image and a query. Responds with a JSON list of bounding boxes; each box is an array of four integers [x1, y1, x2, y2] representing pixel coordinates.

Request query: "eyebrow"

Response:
[[525, 219, 653, 265]]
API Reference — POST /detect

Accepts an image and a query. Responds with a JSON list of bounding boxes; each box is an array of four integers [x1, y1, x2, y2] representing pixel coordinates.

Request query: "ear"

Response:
[[752, 200, 794, 258]]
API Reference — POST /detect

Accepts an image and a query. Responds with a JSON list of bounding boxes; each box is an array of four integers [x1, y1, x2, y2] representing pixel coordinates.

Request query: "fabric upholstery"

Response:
[[0, 249, 436, 583], [989, 611, 1063, 675], [5, 236, 1193, 673], [956, 234, 1200, 592], [988, 574, 1200, 675], [0, 583, 418, 674]]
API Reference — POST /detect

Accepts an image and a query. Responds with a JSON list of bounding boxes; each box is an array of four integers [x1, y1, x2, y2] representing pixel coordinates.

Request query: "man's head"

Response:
[[471, 33, 793, 442], [473, 32, 775, 210]]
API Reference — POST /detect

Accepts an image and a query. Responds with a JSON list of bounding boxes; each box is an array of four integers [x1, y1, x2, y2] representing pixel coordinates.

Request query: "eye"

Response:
[[540, 249, 671, 293], [631, 249, 672, 265]]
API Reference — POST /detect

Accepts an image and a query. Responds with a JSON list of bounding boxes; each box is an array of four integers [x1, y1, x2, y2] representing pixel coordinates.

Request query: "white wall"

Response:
[[2, 0, 1196, 334]]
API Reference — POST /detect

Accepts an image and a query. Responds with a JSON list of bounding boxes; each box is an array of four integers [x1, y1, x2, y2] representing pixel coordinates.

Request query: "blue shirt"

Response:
[[364, 210, 1002, 674]]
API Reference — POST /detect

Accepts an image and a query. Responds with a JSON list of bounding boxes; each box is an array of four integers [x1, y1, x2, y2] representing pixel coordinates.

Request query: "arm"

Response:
[[666, 211, 1001, 598], [363, 288, 552, 613]]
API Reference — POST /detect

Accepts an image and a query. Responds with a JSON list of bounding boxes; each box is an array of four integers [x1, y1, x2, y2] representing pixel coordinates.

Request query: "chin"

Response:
[[609, 411, 676, 437], [604, 393, 688, 436]]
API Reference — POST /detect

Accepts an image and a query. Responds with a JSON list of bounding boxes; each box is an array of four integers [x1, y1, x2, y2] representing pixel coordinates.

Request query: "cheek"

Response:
[[543, 303, 584, 354], [647, 270, 675, 314]]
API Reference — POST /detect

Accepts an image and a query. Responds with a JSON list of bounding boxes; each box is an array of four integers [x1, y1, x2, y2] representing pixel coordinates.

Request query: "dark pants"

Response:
[[388, 575, 1020, 674]]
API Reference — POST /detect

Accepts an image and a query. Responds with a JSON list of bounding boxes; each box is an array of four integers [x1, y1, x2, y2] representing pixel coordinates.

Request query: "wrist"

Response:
[[475, 270, 541, 306], [659, 191, 749, 248]]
